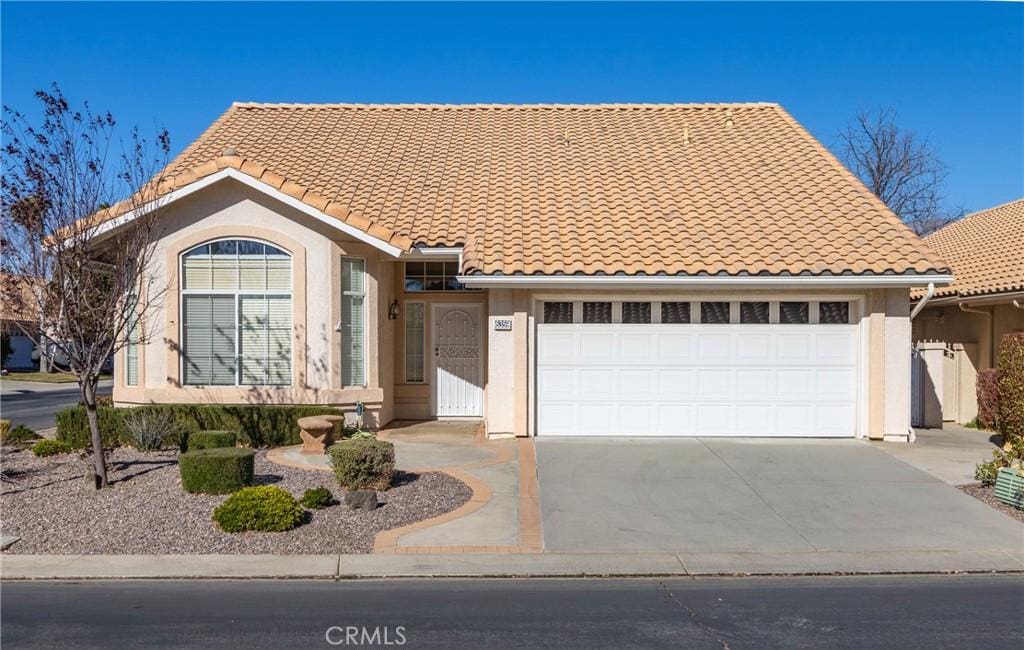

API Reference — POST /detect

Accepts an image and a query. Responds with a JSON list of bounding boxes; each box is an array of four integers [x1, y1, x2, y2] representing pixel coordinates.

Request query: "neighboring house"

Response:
[[100, 102, 950, 441], [0, 273, 39, 370], [911, 198, 1024, 425]]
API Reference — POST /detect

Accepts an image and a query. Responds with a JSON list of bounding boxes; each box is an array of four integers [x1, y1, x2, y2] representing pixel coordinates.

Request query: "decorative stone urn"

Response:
[[297, 415, 345, 454]]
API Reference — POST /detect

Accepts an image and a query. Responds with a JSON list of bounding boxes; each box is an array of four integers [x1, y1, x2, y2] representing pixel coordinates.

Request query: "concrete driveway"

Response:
[[536, 438, 1024, 557]]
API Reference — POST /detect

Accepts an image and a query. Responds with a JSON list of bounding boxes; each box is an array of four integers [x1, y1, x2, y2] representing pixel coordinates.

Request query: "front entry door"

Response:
[[432, 304, 483, 417]]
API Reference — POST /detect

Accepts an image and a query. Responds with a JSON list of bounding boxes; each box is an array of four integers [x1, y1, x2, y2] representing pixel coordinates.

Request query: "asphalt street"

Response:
[[2, 575, 1021, 648], [0, 385, 110, 431]]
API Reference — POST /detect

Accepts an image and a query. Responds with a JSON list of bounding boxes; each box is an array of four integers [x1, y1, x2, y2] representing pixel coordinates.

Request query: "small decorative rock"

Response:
[[344, 490, 378, 511]]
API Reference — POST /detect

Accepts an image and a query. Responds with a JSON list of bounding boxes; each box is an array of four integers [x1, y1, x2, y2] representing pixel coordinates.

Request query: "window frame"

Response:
[[403, 261, 477, 292], [404, 300, 426, 384], [341, 256, 367, 387], [179, 238, 293, 387]]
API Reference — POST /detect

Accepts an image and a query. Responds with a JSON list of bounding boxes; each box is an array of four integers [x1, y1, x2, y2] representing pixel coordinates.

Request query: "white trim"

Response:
[[458, 274, 954, 289], [95, 168, 405, 257]]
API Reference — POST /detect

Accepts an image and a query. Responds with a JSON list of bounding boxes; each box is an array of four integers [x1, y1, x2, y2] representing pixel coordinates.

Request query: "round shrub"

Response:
[[212, 486, 304, 532], [32, 439, 72, 457], [3, 423, 42, 448], [328, 438, 395, 491], [300, 486, 335, 509], [186, 430, 237, 451], [179, 448, 254, 494]]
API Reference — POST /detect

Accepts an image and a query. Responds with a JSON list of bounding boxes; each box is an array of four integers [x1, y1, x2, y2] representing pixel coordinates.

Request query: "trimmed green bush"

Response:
[[56, 404, 346, 449], [2, 423, 41, 447], [212, 486, 305, 532], [300, 486, 335, 509], [328, 438, 395, 491], [178, 448, 255, 494], [186, 430, 237, 451], [32, 439, 73, 457], [975, 437, 1024, 485], [997, 333, 1024, 441]]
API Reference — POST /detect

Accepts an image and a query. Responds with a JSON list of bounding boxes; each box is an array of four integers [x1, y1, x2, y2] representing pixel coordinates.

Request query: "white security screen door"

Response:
[[433, 304, 483, 417], [537, 322, 859, 437]]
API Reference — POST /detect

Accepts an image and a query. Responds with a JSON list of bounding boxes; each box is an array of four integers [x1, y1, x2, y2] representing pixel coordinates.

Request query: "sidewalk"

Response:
[[3, 549, 1021, 580], [872, 424, 1001, 485]]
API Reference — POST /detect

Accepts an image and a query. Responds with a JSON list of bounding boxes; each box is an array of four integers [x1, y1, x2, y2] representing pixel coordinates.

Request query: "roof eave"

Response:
[[457, 273, 954, 290]]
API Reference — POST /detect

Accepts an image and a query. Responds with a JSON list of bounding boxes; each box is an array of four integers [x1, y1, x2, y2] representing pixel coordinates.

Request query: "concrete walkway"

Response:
[[872, 424, 1003, 485]]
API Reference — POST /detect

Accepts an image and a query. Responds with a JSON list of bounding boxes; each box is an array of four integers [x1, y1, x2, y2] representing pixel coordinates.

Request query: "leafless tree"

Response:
[[838, 108, 964, 235], [1, 84, 170, 488]]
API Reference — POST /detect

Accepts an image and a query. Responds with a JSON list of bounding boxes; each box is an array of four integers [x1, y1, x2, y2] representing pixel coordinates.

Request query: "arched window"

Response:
[[180, 239, 292, 386]]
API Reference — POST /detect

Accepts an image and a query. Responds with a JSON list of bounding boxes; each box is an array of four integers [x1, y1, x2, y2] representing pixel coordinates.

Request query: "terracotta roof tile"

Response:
[[920, 198, 1024, 298], [152, 102, 946, 276]]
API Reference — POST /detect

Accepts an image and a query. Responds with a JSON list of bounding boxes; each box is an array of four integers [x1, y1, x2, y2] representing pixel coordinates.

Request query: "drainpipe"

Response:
[[959, 302, 994, 368], [910, 282, 935, 320]]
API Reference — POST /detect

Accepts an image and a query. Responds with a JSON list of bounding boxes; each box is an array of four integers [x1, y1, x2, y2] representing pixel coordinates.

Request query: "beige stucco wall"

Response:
[[912, 299, 1024, 424], [113, 178, 393, 427]]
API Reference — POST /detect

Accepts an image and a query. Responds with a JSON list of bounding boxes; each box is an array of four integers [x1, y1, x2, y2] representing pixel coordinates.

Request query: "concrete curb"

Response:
[[2, 550, 1022, 580]]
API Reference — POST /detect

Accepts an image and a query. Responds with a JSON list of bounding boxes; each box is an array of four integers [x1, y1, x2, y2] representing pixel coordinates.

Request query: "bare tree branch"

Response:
[[837, 108, 960, 236], [1, 83, 170, 488]]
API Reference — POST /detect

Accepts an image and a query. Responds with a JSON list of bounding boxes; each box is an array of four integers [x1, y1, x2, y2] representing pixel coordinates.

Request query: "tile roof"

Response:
[[920, 198, 1024, 299], [158, 102, 947, 277]]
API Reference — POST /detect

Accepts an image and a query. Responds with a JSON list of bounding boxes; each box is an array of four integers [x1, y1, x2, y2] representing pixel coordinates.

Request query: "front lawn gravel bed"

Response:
[[957, 482, 1024, 523], [0, 446, 472, 554]]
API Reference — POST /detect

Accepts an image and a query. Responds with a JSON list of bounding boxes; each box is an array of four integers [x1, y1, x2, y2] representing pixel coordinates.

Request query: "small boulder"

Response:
[[344, 490, 378, 511]]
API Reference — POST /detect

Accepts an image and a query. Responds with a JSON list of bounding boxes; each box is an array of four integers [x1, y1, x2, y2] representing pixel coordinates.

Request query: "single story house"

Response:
[[0, 272, 39, 370], [105, 102, 951, 441], [912, 198, 1024, 425]]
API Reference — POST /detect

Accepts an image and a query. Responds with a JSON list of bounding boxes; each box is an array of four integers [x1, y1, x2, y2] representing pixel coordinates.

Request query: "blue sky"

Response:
[[2, 2, 1021, 212]]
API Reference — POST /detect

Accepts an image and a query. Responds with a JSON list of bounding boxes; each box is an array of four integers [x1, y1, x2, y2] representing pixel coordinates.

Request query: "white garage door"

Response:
[[537, 301, 859, 437]]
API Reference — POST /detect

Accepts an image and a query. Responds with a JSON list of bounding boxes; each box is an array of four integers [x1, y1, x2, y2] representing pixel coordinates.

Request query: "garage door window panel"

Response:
[[700, 301, 730, 324], [740, 302, 769, 324], [543, 302, 573, 324], [621, 302, 651, 324], [819, 302, 850, 324], [582, 302, 611, 324], [661, 302, 691, 324], [780, 302, 809, 324]]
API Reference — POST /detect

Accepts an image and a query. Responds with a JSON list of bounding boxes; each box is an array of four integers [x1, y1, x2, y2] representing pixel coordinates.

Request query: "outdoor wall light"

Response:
[[388, 299, 401, 320]]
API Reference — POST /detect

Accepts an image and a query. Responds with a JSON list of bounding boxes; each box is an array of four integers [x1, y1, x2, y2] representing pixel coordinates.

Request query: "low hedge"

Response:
[[179, 447, 255, 494], [300, 486, 335, 510], [328, 438, 395, 491], [997, 333, 1024, 441], [32, 439, 73, 457], [56, 404, 346, 449], [1, 423, 41, 448], [213, 486, 305, 533], [186, 430, 237, 451]]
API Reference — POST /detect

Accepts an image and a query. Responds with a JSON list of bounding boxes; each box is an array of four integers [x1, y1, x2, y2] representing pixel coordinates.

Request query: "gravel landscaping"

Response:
[[958, 483, 1024, 523], [0, 446, 472, 554]]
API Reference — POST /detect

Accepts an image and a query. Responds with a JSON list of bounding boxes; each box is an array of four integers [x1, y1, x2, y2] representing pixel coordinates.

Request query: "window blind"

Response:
[[341, 257, 366, 386], [405, 302, 425, 383]]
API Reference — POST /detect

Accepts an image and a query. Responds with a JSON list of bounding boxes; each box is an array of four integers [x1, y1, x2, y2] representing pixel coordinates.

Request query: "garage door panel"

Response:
[[657, 404, 694, 434], [736, 404, 775, 434], [737, 333, 773, 361], [580, 333, 616, 362], [658, 369, 694, 397], [620, 369, 655, 396], [539, 368, 577, 399], [736, 369, 774, 397], [580, 368, 617, 398], [537, 321, 858, 437], [579, 403, 617, 434], [698, 404, 735, 434], [659, 334, 694, 362], [696, 369, 732, 398], [698, 333, 732, 362], [816, 404, 856, 436]]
